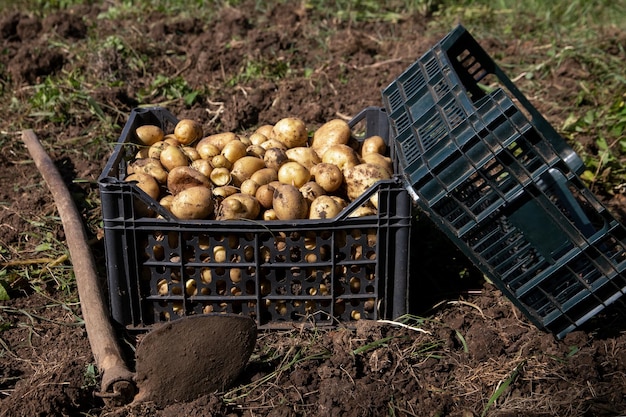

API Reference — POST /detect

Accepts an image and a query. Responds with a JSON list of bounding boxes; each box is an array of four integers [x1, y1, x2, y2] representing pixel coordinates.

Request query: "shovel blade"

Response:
[[133, 314, 257, 406]]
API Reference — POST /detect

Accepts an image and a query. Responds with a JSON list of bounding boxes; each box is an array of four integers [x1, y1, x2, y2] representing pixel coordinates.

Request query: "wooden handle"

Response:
[[21, 129, 136, 405]]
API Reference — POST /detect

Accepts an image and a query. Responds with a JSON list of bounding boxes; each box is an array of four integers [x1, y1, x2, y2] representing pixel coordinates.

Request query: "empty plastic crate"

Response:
[[98, 106, 412, 330], [382, 24, 626, 339]]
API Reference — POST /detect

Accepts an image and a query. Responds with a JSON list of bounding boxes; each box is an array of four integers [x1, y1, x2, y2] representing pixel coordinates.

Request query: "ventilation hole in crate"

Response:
[[424, 56, 439, 80], [597, 233, 626, 264], [290, 246, 302, 262], [418, 115, 447, 152], [259, 278, 271, 296], [520, 287, 558, 317], [198, 234, 210, 250], [185, 279, 197, 296], [402, 69, 427, 98], [400, 137, 421, 167], [349, 277, 361, 294], [334, 299, 346, 316], [230, 286, 242, 296], [291, 280, 302, 295], [393, 112, 411, 135], [431, 77, 450, 100], [227, 268, 240, 284], [441, 99, 464, 130], [245, 280, 256, 295], [351, 244, 364, 260], [386, 87, 403, 112], [433, 197, 471, 230], [152, 244, 165, 261], [200, 267, 212, 284]]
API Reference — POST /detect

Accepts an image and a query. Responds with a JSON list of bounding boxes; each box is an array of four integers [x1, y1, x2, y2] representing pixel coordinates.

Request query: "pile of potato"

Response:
[[126, 114, 393, 221]]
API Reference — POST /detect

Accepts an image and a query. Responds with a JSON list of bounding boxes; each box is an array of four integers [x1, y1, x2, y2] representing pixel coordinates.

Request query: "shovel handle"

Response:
[[21, 129, 136, 405]]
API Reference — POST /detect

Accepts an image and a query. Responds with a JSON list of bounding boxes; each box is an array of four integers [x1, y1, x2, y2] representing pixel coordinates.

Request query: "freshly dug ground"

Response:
[[1, 2, 626, 417]]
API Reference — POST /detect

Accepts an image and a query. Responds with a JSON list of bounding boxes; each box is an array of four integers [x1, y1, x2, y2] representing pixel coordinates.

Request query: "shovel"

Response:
[[21, 129, 257, 407]]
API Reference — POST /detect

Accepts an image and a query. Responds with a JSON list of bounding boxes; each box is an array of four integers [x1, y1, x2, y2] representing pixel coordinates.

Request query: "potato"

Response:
[[174, 119, 203, 145], [182, 146, 201, 162], [196, 141, 220, 161], [246, 144, 266, 158], [250, 167, 278, 186], [260, 139, 288, 151], [299, 181, 325, 204], [197, 132, 237, 151], [255, 124, 274, 139], [272, 183, 308, 220], [211, 154, 232, 170], [271, 117, 308, 149], [217, 193, 260, 220], [129, 158, 168, 184], [159, 195, 174, 212], [278, 161, 311, 188], [263, 147, 289, 171], [285, 147, 321, 170], [210, 167, 231, 186], [344, 163, 391, 203], [310, 162, 343, 193], [136, 125, 164, 146], [263, 208, 278, 221], [170, 185, 214, 219], [190, 158, 213, 178], [213, 185, 238, 198], [148, 140, 171, 160], [255, 183, 276, 209], [348, 205, 377, 218], [361, 152, 393, 176], [240, 179, 260, 196], [125, 172, 160, 201], [361, 135, 386, 156], [322, 144, 360, 172], [167, 165, 211, 196], [311, 119, 351, 158], [309, 195, 343, 219], [230, 156, 266, 187], [221, 139, 248, 164], [249, 132, 269, 146], [160, 145, 189, 171]]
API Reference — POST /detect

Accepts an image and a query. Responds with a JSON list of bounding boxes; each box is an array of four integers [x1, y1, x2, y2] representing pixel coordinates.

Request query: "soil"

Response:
[[1, 2, 626, 417]]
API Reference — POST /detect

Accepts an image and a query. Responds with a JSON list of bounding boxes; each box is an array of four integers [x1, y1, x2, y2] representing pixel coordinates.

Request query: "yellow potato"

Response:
[[129, 158, 168, 184], [311, 119, 351, 158], [263, 147, 289, 171], [135, 125, 164, 146], [217, 193, 261, 220], [309, 195, 343, 219], [197, 132, 237, 151], [310, 162, 343, 193], [221, 139, 248, 164], [360, 135, 387, 156], [299, 181, 326, 204], [230, 156, 266, 187], [170, 185, 214, 219], [344, 163, 391, 204], [272, 183, 308, 220], [321, 144, 360, 172], [125, 172, 160, 200], [278, 161, 311, 188], [160, 145, 189, 171], [174, 119, 203, 145], [271, 117, 308, 149], [250, 167, 278, 186], [285, 147, 321, 170]]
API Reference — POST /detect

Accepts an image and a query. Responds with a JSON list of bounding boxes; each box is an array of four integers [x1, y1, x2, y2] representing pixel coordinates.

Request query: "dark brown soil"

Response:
[[1, 2, 626, 417]]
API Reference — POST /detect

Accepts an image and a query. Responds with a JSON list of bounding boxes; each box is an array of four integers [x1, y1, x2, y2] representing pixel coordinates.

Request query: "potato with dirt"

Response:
[[272, 183, 309, 220], [311, 118, 352, 158], [170, 185, 214, 219], [217, 193, 260, 220], [271, 117, 308, 149]]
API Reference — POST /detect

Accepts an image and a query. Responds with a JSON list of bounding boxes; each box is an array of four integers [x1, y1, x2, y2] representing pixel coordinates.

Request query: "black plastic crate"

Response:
[[382, 25, 626, 339], [98, 106, 412, 330]]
